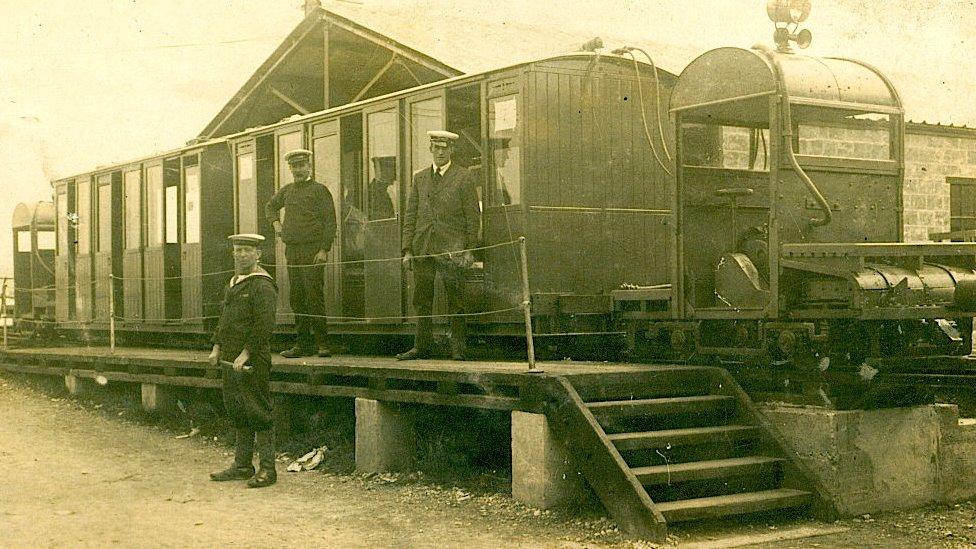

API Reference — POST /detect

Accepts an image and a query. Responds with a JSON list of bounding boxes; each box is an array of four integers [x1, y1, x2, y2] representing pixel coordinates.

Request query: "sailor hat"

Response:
[[228, 233, 266, 247], [283, 148, 313, 163], [427, 130, 459, 147]]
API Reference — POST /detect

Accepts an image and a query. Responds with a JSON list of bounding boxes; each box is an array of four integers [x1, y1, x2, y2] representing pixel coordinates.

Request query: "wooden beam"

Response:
[[396, 57, 423, 86], [270, 86, 311, 115], [327, 18, 459, 77], [351, 53, 398, 103]]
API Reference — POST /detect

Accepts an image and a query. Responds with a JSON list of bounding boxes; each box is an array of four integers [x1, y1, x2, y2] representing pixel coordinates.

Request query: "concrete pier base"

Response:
[[761, 403, 976, 515], [511, 411, 587, 509], [140, 383, 175, 414], [64, 375, 93, 397], [355, 398, 415, 472]]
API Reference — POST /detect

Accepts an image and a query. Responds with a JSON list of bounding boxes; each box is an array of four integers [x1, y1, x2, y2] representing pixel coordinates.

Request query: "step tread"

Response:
[[632, 455, 784, 484], [655, 488, 812, 522], [608, 425, 759, 449]]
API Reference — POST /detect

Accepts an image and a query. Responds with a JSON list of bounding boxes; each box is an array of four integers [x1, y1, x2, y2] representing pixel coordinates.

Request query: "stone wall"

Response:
[[903, 126, 976, 242], [717, 123, 976, 242]]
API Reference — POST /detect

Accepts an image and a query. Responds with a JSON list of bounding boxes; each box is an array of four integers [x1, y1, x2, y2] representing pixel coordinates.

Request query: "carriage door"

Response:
[[144, 163, 166, 322], [162, 157, 183, 321], [122, 167, 143, 323], [312, 120, 342, 319], [363, 103, 403, 322], [273, 129, 305, 322], [93, 173, 119, 323], [404, 95, 446, 320], [181, 155, 202, 323], [74, 177, 93, 322], [55, 183, 76, 321]]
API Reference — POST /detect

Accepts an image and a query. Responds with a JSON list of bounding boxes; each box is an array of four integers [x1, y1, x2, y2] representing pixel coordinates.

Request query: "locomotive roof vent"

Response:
[[766, 0, 812, 52]]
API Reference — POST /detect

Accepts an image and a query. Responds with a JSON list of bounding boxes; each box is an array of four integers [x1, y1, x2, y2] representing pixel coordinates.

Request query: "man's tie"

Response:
[[432, 167, 442, 184]]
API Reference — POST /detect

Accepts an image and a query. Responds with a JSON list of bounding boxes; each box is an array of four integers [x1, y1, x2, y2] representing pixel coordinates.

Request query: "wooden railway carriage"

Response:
[[53, 143, 233, 335], [47, 53, 674, 342], [11, 202, 55, 321], [656, 46, 976, 365], [225, 52, 675, 337]]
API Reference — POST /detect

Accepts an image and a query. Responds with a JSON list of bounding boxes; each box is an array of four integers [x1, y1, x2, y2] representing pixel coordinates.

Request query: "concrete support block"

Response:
[[140, 383, 176, 414], [64, 375, 93, 397], [761, 404, 945, 516], [511, 411, 587, 509], [355, 398, 415, 473]]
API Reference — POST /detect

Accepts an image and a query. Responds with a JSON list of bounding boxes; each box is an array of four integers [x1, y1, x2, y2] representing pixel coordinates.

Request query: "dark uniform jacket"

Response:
[[212, 268, 277, 430], [402, 164, 480, 256], [265, 179, 337, 252]]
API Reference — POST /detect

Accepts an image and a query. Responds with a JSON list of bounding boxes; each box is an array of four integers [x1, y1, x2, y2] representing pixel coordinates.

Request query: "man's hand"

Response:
[[232, 349, 250, 372], [208, 345, 220, 367], [401, 251, 414, 270], [314, 249, 329, 265]]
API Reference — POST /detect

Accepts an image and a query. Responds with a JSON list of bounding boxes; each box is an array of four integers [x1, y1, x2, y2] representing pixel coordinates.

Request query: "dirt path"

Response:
[[1, 373, 975, 548]]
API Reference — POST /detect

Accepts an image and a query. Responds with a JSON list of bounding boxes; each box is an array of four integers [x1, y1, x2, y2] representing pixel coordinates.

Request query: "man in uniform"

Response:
[[265, 149, 337, 358], [397, 130, 480, 361], [208, 234, 278, 488]]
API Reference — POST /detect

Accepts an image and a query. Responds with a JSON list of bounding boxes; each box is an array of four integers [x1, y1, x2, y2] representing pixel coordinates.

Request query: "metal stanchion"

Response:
[[108, 274, 116, 352], [1, 278, 8, 350], [518, 237, 542, 373]]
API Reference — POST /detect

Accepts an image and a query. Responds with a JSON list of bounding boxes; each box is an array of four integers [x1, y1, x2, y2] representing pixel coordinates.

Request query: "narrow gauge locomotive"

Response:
[[24, 38, 976, 371]]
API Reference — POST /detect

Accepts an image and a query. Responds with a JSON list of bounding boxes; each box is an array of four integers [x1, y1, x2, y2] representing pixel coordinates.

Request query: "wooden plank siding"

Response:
[[521, 61, 673, 297]]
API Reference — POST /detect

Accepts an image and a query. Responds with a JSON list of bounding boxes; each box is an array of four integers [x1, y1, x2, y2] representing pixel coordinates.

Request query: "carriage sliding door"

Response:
[[144, 163, 166, 322], [122, 167, 143, 323], [181, 155, 202, 323], [312, 120, 342, 320], [363, 103, 403, 322]]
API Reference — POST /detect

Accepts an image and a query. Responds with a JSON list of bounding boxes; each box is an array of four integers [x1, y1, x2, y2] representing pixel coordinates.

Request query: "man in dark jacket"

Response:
[[397, 130, 480, 361], [209, 233, 278, 488], [265, 149, 337, 358]]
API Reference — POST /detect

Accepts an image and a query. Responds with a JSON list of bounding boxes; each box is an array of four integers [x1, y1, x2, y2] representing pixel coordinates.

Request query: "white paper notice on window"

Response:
[[494, 98, 517, 132]]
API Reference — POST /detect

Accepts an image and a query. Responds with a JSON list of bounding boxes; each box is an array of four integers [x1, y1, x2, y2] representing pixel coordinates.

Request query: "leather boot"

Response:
[[210, 429, 255, 481], [248, 430, 277, 488]]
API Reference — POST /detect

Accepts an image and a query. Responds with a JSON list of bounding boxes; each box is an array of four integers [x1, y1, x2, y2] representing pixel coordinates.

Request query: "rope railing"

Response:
[[10, 238, 540, 370]]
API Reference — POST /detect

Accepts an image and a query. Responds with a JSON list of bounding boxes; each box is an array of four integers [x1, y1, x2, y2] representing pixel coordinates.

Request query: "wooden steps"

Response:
[[537, 367, 822, 541], [656, 488, 812, 523]]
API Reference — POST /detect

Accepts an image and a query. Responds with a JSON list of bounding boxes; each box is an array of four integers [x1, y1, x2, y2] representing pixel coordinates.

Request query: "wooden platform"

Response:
[[0, 346, 676, 411]]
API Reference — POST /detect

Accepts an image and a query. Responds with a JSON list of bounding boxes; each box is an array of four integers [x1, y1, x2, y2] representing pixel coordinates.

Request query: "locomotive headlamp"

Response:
[[766, 0, 811, 24]]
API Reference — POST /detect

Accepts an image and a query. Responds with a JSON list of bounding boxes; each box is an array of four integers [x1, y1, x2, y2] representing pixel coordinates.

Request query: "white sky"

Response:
[[0, 0, 974, 276]]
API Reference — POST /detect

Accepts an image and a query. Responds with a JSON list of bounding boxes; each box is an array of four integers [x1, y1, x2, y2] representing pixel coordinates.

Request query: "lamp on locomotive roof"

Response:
[[766, 0, 813, 52]]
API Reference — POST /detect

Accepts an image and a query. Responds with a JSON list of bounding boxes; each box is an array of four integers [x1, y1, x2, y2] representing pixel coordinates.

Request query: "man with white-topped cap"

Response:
[[398, 130, 480, 361], [208, 233, 279, 488]]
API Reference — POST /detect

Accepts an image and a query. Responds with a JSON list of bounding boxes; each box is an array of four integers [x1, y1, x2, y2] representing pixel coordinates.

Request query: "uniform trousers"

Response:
[[285, 243, 328, 350], [233, 429, 275, 471], [412, 256, 466, 355]]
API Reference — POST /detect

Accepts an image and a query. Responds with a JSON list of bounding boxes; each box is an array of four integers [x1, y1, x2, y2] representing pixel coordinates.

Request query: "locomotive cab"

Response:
[[670, 46, 976, 363]]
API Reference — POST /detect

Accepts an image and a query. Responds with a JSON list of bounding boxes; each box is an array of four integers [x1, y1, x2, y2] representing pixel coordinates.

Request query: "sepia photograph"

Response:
[[2, 0, 976, 546]]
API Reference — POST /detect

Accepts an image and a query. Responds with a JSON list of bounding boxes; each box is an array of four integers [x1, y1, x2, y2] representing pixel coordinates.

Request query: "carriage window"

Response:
[[165, 186, 178, 244], [313, 130, 341, 224], [97, 176, 112, 253], [146, 165, 163, 247], [367, 109, 399, 220], [17, 231, 31, 252], [56, 191, 68, 253], [277, 131, 303, 187], [184, 165, 201, 244], [489, 95, 521, 205], [236, 153, 257, 233], [795, 107, 891, 161], [77, 179, 90, 254], [37, 231, 55, 250], [124, 169, 141, 250], [681, 123, 770, 171]]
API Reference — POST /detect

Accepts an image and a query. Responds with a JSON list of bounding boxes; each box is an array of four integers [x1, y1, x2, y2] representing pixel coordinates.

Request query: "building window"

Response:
[[950, 177, 976, 232]]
